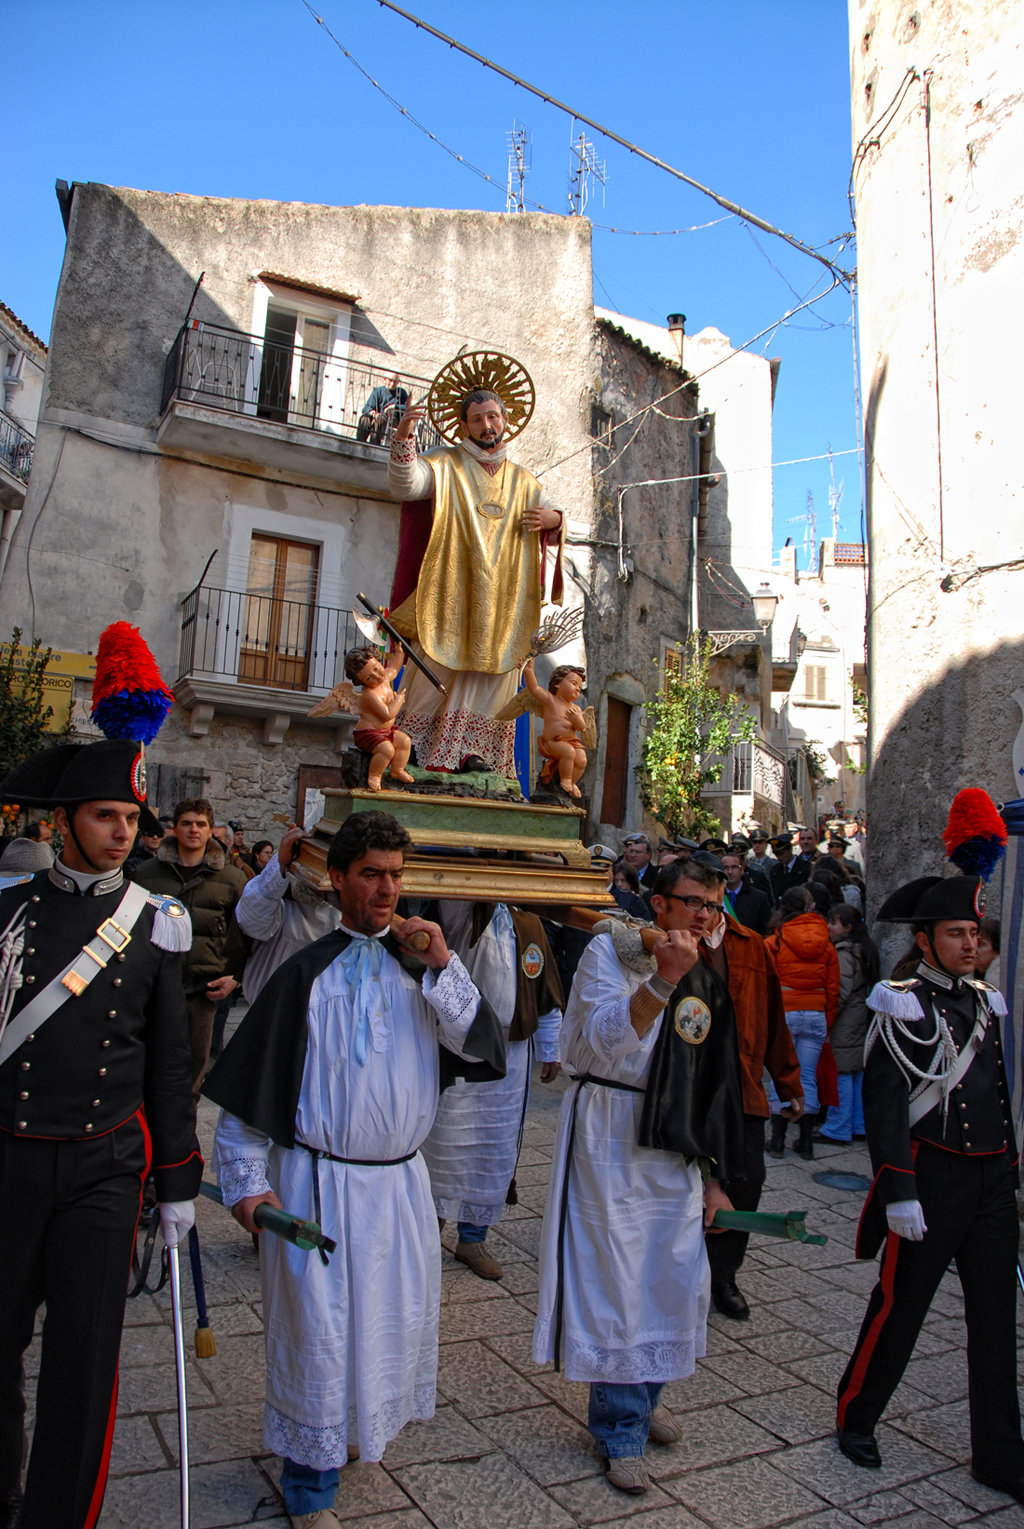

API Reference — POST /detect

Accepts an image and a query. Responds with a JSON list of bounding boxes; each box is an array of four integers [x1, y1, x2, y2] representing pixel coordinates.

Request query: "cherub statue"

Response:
[[307, 646, 414, 792], [520, 660, 594, 798]]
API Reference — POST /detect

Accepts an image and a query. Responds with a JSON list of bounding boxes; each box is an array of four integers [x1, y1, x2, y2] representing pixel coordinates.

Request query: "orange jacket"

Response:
[[701, 914, 803, 1117], [765, 912, 841, 1026]]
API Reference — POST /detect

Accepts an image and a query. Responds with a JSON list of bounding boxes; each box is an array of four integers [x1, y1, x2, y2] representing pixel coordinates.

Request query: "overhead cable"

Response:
[[359, 0, 854, 284]]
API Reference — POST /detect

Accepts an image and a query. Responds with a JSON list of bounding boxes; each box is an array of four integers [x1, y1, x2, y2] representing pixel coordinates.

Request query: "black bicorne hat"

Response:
[[0, 739, 153, 817], [877, 874, 986, 924]]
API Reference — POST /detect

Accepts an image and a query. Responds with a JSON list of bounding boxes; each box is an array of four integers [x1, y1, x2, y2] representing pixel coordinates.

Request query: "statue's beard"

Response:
[[473, 427, 504, 449]]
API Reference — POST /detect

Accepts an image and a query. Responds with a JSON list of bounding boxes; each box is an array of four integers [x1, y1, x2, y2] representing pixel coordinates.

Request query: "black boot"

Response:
[[796, 1117, 815, 1160], [767, 1116, 787, 1159]]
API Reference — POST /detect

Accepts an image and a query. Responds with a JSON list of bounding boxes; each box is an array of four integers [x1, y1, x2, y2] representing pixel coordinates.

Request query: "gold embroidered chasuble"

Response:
[[390, 445, 564, 675]]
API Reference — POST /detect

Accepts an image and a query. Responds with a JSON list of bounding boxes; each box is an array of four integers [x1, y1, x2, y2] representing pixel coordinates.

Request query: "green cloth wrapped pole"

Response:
[[253, 1203, 338, 1257], [711, 1208, 827, 1245]]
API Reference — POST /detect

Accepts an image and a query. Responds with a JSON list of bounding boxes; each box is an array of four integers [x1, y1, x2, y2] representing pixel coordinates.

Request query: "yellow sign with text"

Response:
[[0, 645, 97, 733]]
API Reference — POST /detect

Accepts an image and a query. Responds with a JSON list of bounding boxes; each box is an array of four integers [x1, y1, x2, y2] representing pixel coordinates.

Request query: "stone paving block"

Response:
[[476, 1403, 602, 1485], [721, 1304, 793, 1340], [195, 1333, 267, 1406], [644, 1404, 782, 1480], [734, 1328, 832, 1365], [516, 1145, 553, 1167], [99, 1456, 277, 1528], [846, 1489, 918, 1522], [121, 1293, 166, 1327], [784, 1514, 865, 1529], [771, 1426, 951, 1506], [440, 1293, 536, 1343], [594, 1506, 709, 1529], [899, 1476, 983, 1524], [731, 1382, 837, 1445], [491, 1218, 543, 1260], [120, 1323, 181, 1368], [108, 1415, 168, 1476], [726, 1271, 794, 1306], [771, 1299, 839, 1337], [663, 1452, 827, 1528], [807, 1291, 876, 1327], [200, 1300, 264, 1337], [117, 1359, 217, 1416], [931, 1467, 1024, 1515], [436, 1340, 548, 1417], [441, 1268, 509, 1305], [702, 1352, 803, 1396], [483, 1331, 548, 1376], [547, 1471, 678, 1523], [703, 1321, 743, 1354], [975, 1510, 1024, 1529], [529, 1367, 591, 1426], [471, 1228, 533, 1266], [512, 1162, 558, 1188], [263, 1456, 417, 1520], [156, 1402, 267, 1465], [393, 1451, 576, 1529], [382, 1404, 495, 1467], [903, 1354, 969, 1405], [889, 1401, 971, 1464], [498, 1260, 540, 1296], [659, 1366, 748, 1413]]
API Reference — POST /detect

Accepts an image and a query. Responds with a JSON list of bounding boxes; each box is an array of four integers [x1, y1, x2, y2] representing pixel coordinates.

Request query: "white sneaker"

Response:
[[648, 1403, 683, 1444], [289, 1510, 342, 1529], [605, 1456, 651, 1493]]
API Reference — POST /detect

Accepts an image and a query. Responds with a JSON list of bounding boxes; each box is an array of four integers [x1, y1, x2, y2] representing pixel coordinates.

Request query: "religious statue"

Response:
[[308, 647, 414, 793], [522, 660, 590, 798], [386, 351, 565, 779]]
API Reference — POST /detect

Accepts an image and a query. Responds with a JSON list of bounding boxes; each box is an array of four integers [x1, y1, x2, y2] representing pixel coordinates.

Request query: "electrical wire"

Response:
[[848, 66, 920, 222], [362, 0, 854, 284]]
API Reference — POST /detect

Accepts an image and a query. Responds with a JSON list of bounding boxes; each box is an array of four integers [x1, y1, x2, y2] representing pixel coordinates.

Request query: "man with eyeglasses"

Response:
[[532, 858, 745, 1496]]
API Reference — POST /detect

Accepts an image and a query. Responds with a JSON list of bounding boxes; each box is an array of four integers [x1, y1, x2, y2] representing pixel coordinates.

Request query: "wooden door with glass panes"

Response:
[[238, 535, 319, 690]]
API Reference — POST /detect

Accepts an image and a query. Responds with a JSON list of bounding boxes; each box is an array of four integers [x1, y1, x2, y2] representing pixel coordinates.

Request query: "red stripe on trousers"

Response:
[[83, 1108, 154, 1527], [837, 1228, 902, 1427]]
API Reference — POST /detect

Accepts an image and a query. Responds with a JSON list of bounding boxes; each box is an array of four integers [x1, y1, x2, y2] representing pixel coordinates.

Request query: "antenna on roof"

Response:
[[827, 443, 844, 540], [567, 122, 606, 216], [506, 120, 532, 213]]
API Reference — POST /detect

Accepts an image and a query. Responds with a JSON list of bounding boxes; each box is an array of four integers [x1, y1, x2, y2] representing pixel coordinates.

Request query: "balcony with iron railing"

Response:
[[157, 319, 437, 489], [172, 581, 362, 748], [703, 736, 788, 817], [0, 411, 34, 505]]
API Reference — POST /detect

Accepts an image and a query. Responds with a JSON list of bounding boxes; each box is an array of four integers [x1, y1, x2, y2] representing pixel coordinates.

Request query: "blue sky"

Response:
[[3, 0, 857, 560]]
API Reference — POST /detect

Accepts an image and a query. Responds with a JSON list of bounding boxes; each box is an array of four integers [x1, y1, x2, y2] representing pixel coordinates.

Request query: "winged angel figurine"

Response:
[[308, 647, 414, 792], [496, 612, 595, 798]]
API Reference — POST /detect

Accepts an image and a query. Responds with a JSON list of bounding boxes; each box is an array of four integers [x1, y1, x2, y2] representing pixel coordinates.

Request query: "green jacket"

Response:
[[132, 840, 249, 994]]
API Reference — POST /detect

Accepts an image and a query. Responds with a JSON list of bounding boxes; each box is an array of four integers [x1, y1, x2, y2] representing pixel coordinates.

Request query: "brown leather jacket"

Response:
[[702, 913, 802, 1117]]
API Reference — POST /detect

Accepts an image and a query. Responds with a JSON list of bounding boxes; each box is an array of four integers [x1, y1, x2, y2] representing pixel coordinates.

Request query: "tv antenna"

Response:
[[567, 122, 605, 216], [506, 119, 532, 213], [827, 444, 844, 541], [788, 491, 817, 569]]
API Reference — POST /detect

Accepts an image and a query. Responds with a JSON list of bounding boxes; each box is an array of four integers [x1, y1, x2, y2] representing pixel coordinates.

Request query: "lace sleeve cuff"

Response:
[[390, 434, 417, 464], [584, 996, 645, 1063], [213, 1109, 272, 1207], [424, 952, 482, 1054], [218, 1156, 272, 1207]]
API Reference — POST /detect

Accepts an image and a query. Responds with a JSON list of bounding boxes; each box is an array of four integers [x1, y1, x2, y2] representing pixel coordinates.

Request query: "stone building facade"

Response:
[[848, 0, 1024, 951], [0, 301, 46, 572]]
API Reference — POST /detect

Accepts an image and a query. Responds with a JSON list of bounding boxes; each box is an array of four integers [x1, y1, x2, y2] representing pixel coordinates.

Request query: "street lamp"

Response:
[[752, 583, 779, 631]]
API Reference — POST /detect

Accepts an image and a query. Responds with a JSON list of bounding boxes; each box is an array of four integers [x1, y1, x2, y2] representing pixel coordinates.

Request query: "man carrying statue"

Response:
[[386, 352, 565, 779]]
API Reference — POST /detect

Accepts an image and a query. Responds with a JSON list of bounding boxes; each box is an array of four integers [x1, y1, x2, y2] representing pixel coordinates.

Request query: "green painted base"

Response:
[[400, 763, 522, 799]]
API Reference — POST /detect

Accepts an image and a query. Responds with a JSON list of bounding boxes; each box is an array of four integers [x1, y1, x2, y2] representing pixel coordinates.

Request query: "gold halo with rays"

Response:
[[427, 351, 535, 446]]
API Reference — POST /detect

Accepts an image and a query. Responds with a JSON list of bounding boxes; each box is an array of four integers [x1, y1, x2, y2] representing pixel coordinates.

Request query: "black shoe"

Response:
[[836, 1428, 881, 1468], [0, 1492, 23, 1529], [712, 1280, 750, 1320], [767, 1117, 787, 1159], [796, 1118, 815, 1161], [971, 1466, 1024, 1504], [459, 754, 490, 774]]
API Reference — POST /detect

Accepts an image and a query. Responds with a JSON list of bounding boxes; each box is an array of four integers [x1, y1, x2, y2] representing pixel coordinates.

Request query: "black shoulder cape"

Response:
[[202, 928, 505, 1147], [637, 956, 747, 1179]]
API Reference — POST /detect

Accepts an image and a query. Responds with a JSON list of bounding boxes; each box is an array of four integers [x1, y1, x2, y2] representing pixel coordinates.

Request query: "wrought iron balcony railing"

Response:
[[0, 411, 34, 484], [705, 737, 788, 807], [161, 319, 440, 451], [178, 584, 360, 695]]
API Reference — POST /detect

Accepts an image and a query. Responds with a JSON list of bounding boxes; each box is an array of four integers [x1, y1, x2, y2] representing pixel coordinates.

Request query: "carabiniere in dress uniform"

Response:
[[0, 634, 202, 1529]]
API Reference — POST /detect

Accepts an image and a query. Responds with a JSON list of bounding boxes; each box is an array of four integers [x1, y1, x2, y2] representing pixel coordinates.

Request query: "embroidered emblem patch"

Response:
[[673, 996, 712, 1045], [974, 880, 987, 917], [521, 942, 544, 979], [130, 748, 147, 802]]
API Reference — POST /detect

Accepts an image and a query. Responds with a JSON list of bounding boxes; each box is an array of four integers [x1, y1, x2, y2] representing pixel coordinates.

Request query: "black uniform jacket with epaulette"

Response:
[[0, 868, 203, 1201], [857, 961, 1017, 1259]]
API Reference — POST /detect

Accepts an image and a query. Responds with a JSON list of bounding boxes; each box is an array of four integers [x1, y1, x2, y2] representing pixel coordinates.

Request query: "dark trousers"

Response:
[[837, 1145, 1024, 1475], [185, 991, 217, 1101], [0, 1116, 150, 1528], [706, 1113, 767, 1285]]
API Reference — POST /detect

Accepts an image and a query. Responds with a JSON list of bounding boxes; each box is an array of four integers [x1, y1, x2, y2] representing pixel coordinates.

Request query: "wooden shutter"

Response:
[[601, 697, 632, 827]]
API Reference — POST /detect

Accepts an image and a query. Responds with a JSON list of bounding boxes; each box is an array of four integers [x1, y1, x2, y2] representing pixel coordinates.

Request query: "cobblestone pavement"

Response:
[[40, 1059, 1020, 1529]]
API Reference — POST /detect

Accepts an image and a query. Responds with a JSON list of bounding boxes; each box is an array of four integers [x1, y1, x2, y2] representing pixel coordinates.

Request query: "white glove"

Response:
[[886, 1199, 927, 1241], [159, 1200, 196, 1248]]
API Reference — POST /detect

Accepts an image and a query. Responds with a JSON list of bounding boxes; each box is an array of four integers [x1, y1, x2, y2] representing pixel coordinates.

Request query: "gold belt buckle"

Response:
[[96, 917, 132, 955]]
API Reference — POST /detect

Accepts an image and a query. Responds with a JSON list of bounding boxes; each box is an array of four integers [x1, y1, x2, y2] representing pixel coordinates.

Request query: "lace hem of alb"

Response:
[[218, 1156, 270, 1207], [401, 706, 516, 778], [433, 1194, 506, 1226], [534, 1320, 705, 1384], [265, 1383, 436, 1467]]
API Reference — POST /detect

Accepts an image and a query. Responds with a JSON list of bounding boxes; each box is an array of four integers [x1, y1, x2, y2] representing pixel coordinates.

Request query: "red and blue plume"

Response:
[[942, 788, 1007, 880], [91, 622, 173, 746]]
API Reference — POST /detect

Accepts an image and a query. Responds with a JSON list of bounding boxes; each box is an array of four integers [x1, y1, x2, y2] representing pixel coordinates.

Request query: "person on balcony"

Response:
[[356, 373, 409, 446]]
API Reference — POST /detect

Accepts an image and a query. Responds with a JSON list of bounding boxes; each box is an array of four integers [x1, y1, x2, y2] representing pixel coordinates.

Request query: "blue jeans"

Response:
[[588, 1382, 663, 1458], [822, 1071, 864, 1141], [280, 1458, 339, 1515], [784, 1009, 828, 1113], [458, 1222, 488, 1243]]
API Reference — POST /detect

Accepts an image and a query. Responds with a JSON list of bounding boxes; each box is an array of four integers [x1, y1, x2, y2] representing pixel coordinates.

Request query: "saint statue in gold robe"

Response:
[[385, 354, 564, 778]]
